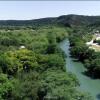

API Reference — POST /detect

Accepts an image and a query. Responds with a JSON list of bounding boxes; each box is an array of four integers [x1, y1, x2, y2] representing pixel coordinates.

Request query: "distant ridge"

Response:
[[0, 14, 100, 27]]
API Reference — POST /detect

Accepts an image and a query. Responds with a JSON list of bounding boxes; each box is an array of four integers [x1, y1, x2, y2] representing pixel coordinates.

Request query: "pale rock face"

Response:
[[86, 40, 93, 46], [86, 31, 100, 51], [96, 37, 100, 40]]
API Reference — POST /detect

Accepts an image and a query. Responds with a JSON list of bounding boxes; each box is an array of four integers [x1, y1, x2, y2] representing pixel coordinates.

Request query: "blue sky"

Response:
[[0, 1, 100, 20]]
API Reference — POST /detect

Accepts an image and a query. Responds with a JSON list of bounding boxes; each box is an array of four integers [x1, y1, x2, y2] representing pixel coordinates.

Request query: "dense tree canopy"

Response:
[[0, 25, 92, 100]]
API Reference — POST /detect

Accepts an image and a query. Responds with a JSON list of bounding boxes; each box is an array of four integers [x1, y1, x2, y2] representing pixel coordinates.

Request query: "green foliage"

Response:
[[12, 72, 40, 100], [1, 49, 39, 75], [0, 74, 14, 100], [0, 25, 92, 100], [94, 40, 100, 45], [40, 70, 92, 100], [69, 28, 100, 79]]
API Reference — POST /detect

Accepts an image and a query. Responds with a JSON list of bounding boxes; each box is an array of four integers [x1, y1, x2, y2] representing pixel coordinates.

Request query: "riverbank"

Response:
[[60, 39, 100, 100]]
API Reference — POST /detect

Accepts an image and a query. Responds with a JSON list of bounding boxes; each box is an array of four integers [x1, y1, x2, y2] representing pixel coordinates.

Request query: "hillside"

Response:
[[57, 15, 100, 26], [0, 14, 100, 28]]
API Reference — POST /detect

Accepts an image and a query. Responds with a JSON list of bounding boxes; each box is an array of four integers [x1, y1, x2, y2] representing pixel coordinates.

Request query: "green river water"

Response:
[[60, 39, 100, 100]]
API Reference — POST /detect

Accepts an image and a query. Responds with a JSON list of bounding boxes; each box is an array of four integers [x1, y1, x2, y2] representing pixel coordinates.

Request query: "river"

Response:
[[60, 39, 100, 100]]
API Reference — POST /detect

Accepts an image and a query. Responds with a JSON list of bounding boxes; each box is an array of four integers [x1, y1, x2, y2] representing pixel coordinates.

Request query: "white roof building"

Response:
[[20, 45, 25, 49]]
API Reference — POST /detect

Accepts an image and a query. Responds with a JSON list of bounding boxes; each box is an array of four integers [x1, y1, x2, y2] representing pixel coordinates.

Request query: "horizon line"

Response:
[[0, 14, 100, 20]]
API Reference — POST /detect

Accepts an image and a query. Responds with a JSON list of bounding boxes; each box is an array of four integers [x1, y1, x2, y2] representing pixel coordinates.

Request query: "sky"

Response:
[[0, 1, 100, 20]]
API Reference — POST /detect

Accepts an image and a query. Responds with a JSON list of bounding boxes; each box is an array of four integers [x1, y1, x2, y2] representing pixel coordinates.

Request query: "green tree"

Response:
[[0, 73, 14, 100], [12, 72, 40, 100]]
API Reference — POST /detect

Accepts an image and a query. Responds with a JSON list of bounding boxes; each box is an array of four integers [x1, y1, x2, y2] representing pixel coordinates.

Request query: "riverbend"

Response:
[[60, 39, 100, 100]]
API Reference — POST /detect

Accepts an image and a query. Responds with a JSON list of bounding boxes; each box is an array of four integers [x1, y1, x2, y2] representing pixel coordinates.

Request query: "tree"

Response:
[[12, 72, 40, 100], [0, 73, 14, 100], [40, 70, 92, 100], [46, 32, 57, 54]]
